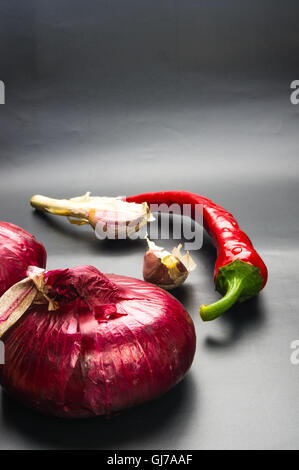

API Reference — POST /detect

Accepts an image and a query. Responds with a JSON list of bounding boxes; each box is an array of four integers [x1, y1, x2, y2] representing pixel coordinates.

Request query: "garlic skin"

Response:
[[30, 193, 151, 238], [143, 240, 196, 290]]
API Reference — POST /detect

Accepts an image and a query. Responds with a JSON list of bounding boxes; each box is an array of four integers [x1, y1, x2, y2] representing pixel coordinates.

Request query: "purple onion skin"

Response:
[[0, 266, 196, 418], [0, 222, 47, 296]]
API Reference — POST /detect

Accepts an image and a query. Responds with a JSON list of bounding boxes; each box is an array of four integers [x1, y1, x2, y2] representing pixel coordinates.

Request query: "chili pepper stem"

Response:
[[199, 277, 244, 321]]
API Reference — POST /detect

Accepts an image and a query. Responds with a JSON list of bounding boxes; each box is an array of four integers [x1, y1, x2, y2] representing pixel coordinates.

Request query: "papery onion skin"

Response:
[[0, 222, 47, 296], [0, 266, 196, 418]]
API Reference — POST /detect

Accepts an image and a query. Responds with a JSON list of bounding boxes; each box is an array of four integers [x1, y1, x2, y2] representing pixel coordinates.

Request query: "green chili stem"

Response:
[[199, 277, 244, 321]]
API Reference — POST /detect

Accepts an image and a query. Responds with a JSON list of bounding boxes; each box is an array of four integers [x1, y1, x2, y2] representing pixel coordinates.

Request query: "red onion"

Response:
[[0, 222, 46, 296], [0, 225, 196, 418]]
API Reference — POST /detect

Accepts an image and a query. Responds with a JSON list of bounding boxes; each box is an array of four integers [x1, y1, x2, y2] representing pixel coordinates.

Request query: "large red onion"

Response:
[[0, 225, 196, 418], [0, 222, 46, 296]]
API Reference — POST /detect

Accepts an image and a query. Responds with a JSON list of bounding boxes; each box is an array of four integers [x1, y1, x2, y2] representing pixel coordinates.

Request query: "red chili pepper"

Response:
[[126, 191, 268, 321]]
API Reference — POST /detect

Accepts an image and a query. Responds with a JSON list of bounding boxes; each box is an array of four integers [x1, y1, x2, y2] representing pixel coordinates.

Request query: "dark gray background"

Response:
[[0, 0, 299, 450]]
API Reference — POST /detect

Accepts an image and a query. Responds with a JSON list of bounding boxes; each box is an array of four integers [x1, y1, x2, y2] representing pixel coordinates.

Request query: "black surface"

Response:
[[0, 0, 299, 450]]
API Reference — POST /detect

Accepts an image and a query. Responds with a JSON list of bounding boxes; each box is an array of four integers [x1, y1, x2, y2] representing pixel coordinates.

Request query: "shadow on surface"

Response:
[[192, 230, 267, 349], [32, 210, 94, 241], [1, 375, 196, 450], [32, 209, 217, 262], [170, 284, 195, 308], [32, 210, 146, 254], [204, 295, 266, 349], [171, 231, 217, 314], [199, 230, 217, 277]]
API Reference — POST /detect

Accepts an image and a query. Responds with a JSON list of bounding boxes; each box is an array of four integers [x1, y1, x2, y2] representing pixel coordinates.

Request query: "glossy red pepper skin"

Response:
[[126, 191, 268, 321]]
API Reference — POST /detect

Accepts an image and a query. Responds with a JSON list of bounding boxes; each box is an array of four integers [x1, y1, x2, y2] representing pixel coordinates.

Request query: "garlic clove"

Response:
[[30, 193, 152, 238], [143, 240, 196, 290]]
